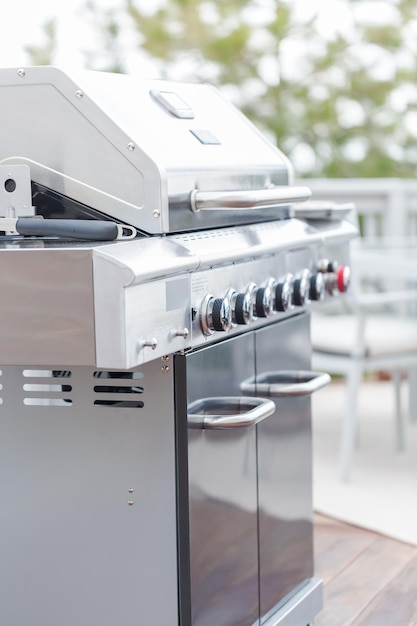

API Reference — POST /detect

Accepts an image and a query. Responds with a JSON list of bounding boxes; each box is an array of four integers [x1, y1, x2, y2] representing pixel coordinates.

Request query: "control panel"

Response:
[[93, 218, 355, 369], [191, 253, 350, 345]]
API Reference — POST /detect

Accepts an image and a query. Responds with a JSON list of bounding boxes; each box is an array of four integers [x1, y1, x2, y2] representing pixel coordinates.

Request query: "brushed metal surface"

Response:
[[0, 66, 294, 234], [183, 315, 320, 625], [186, 333, 260, 626], [0, 216, 355, 368], [0, 67, 161, 233], [0, 163, 33, 218], [241, 370, 330, 397], [190, 186, 311, 212], [262, 579, 322, 626], [0, 359, 179, 625], [254, 314, 315, 622], [93, 237, 198, 367], [0, 246, 95, 365], [187, 395, 275, 429]]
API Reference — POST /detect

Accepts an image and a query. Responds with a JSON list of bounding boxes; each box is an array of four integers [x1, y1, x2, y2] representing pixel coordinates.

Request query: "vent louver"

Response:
[[93, 370, 145, 408]]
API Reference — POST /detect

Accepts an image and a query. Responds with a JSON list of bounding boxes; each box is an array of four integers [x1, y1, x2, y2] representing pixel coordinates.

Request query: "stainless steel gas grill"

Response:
[[0, 67, 357, 626]]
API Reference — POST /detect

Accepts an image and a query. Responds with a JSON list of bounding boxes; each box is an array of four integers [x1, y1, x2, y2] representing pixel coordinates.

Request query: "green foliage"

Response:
[[24, 0, 417, 178], [24, 19, 57, 66]]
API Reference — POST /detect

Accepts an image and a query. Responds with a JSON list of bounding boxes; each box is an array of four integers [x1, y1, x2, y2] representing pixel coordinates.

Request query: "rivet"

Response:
[[17, 68, 26, 77], [128, 488, 134, 494], [128, 500, 134, 506], [75, 90, 84, 99], [161, 355, 170, 362], [143, 338, 158, 350], [175, 327, 189, 339], [161, 365, 170, 374], [127, 142, 135, 151], [152, 210, 161, 218]]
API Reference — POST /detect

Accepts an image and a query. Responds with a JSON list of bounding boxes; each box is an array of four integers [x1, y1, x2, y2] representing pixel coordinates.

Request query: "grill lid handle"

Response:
[[0, 217, 136, 241], [190, 186, 311, 212]]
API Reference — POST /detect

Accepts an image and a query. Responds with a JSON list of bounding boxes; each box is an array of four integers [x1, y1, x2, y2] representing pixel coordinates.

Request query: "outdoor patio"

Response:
[[304, 178, 417, 623]]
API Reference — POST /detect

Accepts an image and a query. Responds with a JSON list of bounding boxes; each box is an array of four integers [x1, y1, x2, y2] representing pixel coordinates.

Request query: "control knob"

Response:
[[231, 288, 254, 325], [309, 272, 325, 301], [254, 279, 275, 318], [274, 274, 294, 312], [200, 291, 233, 336], [317, 259, 351, 295], [336, 265, 351, 293], [292, 270, 311, 307], [317, 258, 337, 274]]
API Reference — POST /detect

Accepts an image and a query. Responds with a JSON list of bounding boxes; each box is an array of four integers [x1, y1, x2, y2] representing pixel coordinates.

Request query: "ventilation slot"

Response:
[[93, 371, 144, 408], [22, 370, 72, 406], [174, 227, 239, 243]]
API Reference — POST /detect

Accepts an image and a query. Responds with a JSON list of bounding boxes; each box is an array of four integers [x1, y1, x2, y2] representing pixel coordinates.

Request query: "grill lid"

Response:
[[0, 66, 310, 234]]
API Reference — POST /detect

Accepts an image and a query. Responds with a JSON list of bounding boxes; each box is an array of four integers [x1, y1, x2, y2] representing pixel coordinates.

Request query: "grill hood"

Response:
[[0, 66, 310, 234]]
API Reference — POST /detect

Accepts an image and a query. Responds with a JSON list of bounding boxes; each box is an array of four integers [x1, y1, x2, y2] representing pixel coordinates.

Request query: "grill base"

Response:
[[0, 361, 179, 625]]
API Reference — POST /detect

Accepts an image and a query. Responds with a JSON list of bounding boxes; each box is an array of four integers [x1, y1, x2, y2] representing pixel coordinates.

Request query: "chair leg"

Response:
[[408, 367, 417, 423], [393, 369, 405, 451], [339, 366, 362, 482]]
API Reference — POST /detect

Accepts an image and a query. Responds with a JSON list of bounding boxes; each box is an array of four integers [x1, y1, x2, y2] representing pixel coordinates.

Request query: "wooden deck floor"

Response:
[[314, 514, 417, 626]]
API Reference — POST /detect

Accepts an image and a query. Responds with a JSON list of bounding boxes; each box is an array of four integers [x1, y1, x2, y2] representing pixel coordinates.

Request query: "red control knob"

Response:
[[337, 266, 350, 293]]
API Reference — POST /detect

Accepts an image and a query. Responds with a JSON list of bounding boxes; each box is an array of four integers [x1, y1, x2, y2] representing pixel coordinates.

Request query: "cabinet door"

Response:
[[185, 333, 260, 626], [254, 314, 314, 621]]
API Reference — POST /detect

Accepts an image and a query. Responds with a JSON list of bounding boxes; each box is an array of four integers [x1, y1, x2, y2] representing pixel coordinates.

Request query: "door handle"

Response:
[[187, 396, 275, 429], [240, 370, 330, 397]]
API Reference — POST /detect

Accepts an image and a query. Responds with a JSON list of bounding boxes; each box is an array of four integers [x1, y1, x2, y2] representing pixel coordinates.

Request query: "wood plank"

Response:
[[315, 534, 417, 625], [354, 553, 417, 626], [314, 514, 377, 585]]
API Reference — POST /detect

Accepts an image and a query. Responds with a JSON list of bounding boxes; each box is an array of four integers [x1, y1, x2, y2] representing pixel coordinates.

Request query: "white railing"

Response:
[[297, 178, 417, 238]]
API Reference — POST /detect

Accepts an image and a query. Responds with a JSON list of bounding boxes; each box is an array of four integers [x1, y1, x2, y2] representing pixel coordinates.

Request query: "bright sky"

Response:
[[0, 0, 116, 72], [0, 0, 404, 75]]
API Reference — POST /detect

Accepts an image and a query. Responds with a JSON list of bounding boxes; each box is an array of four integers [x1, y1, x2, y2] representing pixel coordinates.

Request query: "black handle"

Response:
[[16, 218, 120, 241]]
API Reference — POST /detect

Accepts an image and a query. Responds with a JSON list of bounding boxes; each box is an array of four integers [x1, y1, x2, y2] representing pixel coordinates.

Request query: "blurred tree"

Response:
[[24, 18, 57, 66], [25, 0, 417, 178]]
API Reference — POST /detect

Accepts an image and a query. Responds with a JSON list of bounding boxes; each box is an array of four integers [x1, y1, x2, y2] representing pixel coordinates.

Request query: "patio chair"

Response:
[[310, 252, 417, 482]]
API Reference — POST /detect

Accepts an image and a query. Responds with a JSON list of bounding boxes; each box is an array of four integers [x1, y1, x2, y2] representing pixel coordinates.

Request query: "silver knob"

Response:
[[143, 338, 158, 350], [174, 328, 189, 338], [274, 274, 294, 312], [309, 272, 325, 301], [231, 290, 254, 325], [324, 273, 337, 295], [317, 258, 338, 273], [245, 282, 258, 319], [292, 270, 311, 307], [200, 292, 233, 336], [254, 278, 275, 318]]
